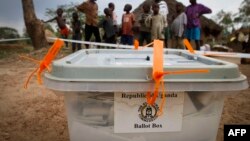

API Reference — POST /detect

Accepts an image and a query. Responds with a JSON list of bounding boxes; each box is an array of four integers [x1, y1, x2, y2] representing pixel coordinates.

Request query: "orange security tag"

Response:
[[134, 40, 154, 50], [134, 39, 139, 50], [152, 40, 164, 81], [37, 39, 64, 84], [147, 39, 209, 116], [183, 39, 195, 54], [21, 39, 64, 89], [146, 40, 164, 108]]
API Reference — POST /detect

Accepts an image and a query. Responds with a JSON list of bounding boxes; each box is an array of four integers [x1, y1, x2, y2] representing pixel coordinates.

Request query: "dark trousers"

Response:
[[85, 24, 101, 49], [105, 35, 116, 44], [61, 34, 68, 47], [121, 35, 134, 45], [72, 33, 81, 52], [139, 31, 151, 46], [105, 35, 116, 49]]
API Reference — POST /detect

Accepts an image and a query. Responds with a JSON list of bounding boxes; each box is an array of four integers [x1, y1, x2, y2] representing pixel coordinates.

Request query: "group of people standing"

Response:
[[43, 0, 212, 52]]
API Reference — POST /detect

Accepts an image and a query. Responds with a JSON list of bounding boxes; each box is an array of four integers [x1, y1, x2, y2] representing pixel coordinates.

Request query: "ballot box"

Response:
[[44, 49, 248, 141]]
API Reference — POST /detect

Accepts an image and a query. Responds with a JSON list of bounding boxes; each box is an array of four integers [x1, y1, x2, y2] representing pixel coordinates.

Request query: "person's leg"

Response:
[[164, 36, 168, 48], [60, 33, 68, 48], [173, 36, 178, 49], [185, 28, 192, 48], [139, 32, 145, 46], [164, 27, 170, 48], [77, 34, 82, 51], [85, 24, 92, 49], [128, 35, 134, 45], [93, 26, 101, 48], [105, 36, 110, 44], [110, 35, 116, 44], [93, 26, 101, 42], [178, 37, 185, 49], [175, 36, 184, 49], [121, 35, 126, 45], [195, 40, 200, 50], [145, 32, 152, 45], [72, 35, 76, 52], [77, 43, 81, 51], [194, 27, 201, 50], [64, 35, 69, 48], [242, 42, 248, 51], [105, 35, 116, 49]]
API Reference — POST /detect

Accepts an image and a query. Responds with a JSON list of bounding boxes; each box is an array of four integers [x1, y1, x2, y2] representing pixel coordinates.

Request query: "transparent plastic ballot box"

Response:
[[44, 49, 248, 141]]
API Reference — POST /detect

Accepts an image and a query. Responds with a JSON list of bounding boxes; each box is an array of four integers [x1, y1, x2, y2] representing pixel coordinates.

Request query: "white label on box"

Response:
[[114, 92, 184, 133]]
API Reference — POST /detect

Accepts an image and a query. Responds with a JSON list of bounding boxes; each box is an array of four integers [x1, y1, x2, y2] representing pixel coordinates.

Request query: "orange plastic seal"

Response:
[[183, 39, 195, 54], [134, 39, 139, 50], [20, 39, 64, 89], [147, 40, 209, 116], [146, 40, 165, 115], [134, 40, 154, 50], [183, 39, 238, 57]]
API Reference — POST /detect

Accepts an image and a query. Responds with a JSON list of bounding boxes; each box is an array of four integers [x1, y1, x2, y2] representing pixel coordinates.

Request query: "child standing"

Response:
[[71, 12, 82, 52], [121, 4, 135, 45], [185, 0, 212, 50], [171, 3, 187, 49], [44, 8, 70, 47], [138, 3, 152, 46], [146, 3, 166, 41], [99, 8, 116, 44], [77, 0, 101, 49], [108, 2, 118, 31], [154, 0, 169, 48]]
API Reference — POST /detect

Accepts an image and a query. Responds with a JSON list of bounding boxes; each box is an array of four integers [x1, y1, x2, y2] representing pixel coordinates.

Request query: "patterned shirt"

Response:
[[77, 1, 98, 26]]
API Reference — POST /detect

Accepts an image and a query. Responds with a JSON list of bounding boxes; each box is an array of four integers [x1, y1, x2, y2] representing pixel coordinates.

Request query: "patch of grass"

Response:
[[0, 50, 8, 59], [0, 44, 33, 59]]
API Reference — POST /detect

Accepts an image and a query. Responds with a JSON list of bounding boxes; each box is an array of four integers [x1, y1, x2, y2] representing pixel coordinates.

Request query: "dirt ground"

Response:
[[0, 45, 249, 141]]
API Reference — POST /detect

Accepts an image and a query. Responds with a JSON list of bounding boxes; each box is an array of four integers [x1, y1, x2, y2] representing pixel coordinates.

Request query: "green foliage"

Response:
[[213, 10, 234, 34], [220, 14, 233, 26], [213, 0, 250, 34], [239, 0, 250, 16], [236, 0, 250, 27], [0, 44, 32, 59], [0, 27, 20, 39]]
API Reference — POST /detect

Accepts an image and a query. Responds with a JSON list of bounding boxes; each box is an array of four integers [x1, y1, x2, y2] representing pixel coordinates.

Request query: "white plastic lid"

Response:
[[44, 49, 248, 92]]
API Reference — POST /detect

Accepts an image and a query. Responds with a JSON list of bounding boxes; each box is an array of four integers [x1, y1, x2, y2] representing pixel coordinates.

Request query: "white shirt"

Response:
[[171, 12, 187, 37], [158, 0, 169, 26]]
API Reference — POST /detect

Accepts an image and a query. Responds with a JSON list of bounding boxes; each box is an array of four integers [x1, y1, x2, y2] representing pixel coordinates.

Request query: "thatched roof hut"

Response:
[[133, 0, 222, 38]]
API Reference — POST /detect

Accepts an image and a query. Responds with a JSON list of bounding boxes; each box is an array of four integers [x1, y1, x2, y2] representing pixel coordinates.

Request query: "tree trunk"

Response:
[[21, 0, 48, 50]]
